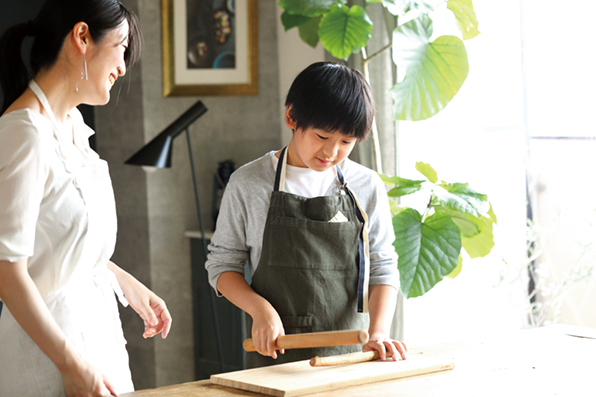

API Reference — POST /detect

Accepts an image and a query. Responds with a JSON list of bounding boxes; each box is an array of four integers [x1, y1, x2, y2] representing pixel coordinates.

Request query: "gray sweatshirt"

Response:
[[205, 151, 399, 296]]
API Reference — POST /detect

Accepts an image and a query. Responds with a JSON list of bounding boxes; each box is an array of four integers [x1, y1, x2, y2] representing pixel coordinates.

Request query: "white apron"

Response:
[[0, 81, 134, 396]]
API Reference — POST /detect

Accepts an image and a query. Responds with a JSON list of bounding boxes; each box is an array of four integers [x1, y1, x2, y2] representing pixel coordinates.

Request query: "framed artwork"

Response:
[[162, 0, 258, 96]]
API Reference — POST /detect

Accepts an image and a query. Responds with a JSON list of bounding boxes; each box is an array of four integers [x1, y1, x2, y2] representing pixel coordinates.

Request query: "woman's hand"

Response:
[[250, 303, 285, 359], [107, 262, 172, 339], [61, 353, 117, 397], [363, 333, 407, 361]]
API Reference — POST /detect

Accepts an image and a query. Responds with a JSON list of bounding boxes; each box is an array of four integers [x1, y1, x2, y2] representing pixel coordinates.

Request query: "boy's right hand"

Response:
[[251, 303, 285, 359]]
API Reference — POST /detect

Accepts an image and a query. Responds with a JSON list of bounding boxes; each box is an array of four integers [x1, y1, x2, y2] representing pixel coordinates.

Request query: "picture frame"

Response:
[[161, 0, 258, 96]]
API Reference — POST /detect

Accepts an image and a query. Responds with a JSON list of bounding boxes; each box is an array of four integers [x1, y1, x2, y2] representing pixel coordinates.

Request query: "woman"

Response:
[[0, 1, 171, 396]]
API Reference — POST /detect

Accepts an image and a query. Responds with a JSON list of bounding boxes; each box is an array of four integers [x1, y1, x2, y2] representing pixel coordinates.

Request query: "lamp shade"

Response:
[[125, 101, 208, 168]]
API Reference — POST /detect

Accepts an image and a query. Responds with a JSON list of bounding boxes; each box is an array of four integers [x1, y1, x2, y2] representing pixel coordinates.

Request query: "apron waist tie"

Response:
[[94, 267, 129, 308]]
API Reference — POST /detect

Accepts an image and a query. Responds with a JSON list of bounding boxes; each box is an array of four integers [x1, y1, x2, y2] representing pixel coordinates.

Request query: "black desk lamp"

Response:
[[125, 100, 226, 373]]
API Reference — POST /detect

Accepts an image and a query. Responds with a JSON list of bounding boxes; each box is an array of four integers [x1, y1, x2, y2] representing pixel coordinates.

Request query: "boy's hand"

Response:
[[363, 333, 407, 361], [251, 303, 285, 359]]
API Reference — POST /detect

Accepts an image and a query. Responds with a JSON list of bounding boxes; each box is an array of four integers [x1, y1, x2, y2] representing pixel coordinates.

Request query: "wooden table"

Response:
[[122, 325, 595, 396]]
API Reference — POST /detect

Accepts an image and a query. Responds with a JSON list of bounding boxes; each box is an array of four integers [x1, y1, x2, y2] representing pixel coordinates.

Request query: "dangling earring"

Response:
[[75, 55, 88, 92]]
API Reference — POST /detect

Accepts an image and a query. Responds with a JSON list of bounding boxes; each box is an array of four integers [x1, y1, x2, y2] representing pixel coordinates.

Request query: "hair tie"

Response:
[[25, 20, 37, 36]]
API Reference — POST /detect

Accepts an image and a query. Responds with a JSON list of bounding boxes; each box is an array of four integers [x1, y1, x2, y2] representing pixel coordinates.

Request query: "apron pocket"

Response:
[[281, 315, 313, 335], [265, 216, 358, 270], [271, 215, 356, 231]]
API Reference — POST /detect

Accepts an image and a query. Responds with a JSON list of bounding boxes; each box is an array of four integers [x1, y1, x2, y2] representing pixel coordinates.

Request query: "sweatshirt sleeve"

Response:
[[363, 171, 400, 290], [205, 172, 251, 296]]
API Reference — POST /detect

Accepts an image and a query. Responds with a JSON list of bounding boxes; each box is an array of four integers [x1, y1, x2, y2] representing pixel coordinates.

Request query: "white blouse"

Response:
[[0, 81, 133, 396]]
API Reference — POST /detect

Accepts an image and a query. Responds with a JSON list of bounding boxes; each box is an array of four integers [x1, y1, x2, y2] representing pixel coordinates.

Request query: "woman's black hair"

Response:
[[285, 62, 375, 141], [0, 0, 141, 113]]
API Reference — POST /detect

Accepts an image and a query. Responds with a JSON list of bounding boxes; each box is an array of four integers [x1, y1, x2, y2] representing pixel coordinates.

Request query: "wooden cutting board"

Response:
[[211, 355, 455, 396]]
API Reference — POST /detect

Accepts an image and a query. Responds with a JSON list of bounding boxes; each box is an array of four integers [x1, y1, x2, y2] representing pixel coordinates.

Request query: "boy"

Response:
[[206, 62, 406, 368]]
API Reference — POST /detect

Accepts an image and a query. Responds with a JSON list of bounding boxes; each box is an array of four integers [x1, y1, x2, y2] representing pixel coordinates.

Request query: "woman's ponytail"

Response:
[[0, 22, 32, 113]]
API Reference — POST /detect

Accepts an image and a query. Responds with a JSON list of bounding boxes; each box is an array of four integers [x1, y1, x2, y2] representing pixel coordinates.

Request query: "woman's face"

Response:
[[83, 21, 129, 105]]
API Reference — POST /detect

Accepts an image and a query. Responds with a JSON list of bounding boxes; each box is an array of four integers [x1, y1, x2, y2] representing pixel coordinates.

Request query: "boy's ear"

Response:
[[285, 105, 297, 130]]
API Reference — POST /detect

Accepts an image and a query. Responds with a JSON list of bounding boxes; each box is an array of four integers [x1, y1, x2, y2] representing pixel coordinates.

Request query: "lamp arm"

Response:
[[166, 101, 208, 139]]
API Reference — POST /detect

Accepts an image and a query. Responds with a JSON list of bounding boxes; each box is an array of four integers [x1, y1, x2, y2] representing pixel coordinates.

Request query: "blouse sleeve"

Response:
[[0, 116, 48, 263]]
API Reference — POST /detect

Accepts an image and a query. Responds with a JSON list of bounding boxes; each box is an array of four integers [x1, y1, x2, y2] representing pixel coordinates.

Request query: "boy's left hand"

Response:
[[363, 333, 407, 361]]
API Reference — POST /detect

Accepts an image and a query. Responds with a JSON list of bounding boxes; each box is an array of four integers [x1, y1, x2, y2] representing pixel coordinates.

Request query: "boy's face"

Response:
[[287, 126, 357, 171]]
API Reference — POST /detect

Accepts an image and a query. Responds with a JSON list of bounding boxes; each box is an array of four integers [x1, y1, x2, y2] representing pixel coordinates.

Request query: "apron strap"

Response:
[[337, 167, 370, 313], [274, 147, 289, 192], [29, 80, 61, 131]]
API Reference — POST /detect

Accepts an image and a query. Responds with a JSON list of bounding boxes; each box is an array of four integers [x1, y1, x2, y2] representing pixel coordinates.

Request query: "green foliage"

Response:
[[319, 4, 373, 59], [278, 0, 480, 121], [381, 163, 496, 298], [446, 0, 481, 40], [390, 16, 469, 121]]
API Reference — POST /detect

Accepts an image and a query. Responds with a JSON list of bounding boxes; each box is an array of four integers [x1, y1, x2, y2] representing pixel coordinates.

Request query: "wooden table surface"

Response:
[[122, 325, 595, 397]]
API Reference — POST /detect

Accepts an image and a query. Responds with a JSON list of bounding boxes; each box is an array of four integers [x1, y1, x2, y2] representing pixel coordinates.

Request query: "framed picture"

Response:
[[162, 0, 258, 96]]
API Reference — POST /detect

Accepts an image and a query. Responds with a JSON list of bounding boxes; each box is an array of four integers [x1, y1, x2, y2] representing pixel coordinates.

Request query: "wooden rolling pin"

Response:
[[310, 350, 382, 367], [243, 330, 369, 352]]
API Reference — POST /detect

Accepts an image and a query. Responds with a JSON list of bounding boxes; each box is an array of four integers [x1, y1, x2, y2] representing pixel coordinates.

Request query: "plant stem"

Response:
[[363, 41, 392, 65], [421, 195, 433, 221]]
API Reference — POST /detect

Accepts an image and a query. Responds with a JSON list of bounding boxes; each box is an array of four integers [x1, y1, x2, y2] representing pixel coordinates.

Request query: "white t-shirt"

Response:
[[270, 152, 337, 197]]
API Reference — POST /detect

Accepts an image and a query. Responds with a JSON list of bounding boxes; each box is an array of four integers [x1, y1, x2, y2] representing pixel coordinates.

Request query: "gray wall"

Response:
[[96, 0, 281, 389]]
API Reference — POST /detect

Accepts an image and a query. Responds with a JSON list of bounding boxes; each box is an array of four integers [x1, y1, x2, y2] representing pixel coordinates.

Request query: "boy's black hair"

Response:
[[285, 62, 374, 141]]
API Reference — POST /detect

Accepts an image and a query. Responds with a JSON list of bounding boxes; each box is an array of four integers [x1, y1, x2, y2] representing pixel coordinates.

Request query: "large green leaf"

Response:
[[436, 206, 480, 238], [393, 209, 461, 298], [379, 174, 426, 197], [446, 0, 480, 40], [367, 0, 433, 16], [279, 0, 337, 17], [318, 4, 372, 60], [433, 182, 489, 218], [281, 10, 311, 31], [461, 205, 496, 258], [415, 161, 437, 183], [379, 173, 425, 187], [390, 14, 469, 120], [379, 174, 425, 197], [389, 201, 408, 216], [299, 16, 322, 47], [446, 254, 463, 278]]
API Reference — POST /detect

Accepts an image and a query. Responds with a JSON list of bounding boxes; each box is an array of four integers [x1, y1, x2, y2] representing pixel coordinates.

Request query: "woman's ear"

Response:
[[71, 22, 91, 55], [285, 105, 297, 130]]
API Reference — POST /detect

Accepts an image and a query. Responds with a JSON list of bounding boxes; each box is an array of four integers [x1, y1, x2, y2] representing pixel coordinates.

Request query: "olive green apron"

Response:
[[245, 147, 370, 368]]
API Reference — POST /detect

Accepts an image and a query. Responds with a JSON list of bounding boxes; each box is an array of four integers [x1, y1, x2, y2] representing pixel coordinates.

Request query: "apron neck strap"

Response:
[[273, 147, 289, 192], [29, 80, 60, 129]]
